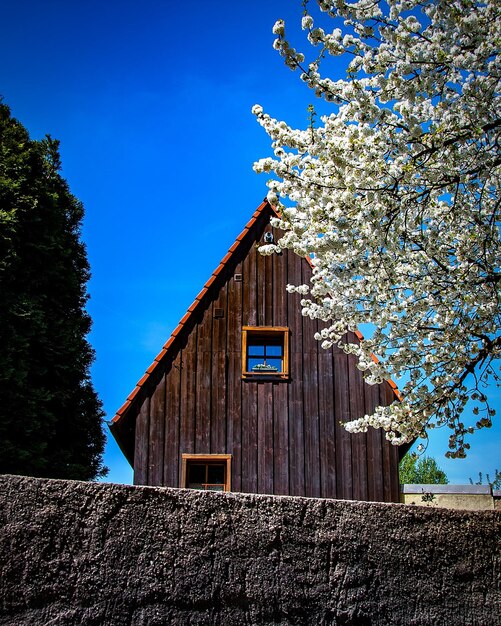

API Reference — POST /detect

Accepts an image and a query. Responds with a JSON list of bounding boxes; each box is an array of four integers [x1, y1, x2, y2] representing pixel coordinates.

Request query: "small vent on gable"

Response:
[[234, 273, 243, 282], [214, 308, 224, 318]]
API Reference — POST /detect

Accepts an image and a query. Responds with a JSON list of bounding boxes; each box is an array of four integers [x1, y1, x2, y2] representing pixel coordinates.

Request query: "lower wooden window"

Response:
[[181, 454, 231, 492]]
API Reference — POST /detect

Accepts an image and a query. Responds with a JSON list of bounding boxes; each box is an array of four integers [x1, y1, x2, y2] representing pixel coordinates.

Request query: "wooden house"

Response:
[[110, 200, 404, 502]]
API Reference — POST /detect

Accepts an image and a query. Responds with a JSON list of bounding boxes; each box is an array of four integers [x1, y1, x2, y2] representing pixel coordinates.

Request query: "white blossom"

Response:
[[272, 19, 285, 36], [254, 0, 501, 458]]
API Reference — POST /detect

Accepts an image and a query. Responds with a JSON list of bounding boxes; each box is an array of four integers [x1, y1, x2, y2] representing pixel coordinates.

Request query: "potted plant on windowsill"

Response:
[[251, 363, 278, 372]]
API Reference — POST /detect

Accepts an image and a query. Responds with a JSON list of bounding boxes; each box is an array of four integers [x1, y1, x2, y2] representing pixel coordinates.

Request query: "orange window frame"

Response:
[[241, 326, 290, 380], [181, 454, 232, 492]]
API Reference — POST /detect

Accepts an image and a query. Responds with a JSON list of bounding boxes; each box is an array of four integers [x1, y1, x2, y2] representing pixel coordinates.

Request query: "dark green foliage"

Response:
[[0, 103, 107, 480], [399, 454, 449, 485]]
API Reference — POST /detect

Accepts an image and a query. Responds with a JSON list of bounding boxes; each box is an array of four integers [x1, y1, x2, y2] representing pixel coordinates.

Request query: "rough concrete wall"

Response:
[[0, 475, 499, 626]]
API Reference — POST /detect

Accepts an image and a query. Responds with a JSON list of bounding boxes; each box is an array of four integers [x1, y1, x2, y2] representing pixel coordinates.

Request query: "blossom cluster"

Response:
[[253, 0, 501, 457]]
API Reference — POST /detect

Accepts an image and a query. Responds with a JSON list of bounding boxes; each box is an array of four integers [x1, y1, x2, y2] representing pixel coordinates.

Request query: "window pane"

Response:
[[248, 344, 265, 356], [188, 464, 205, 484], [207, 464, 225, 484], [265, 344, 283, 357], [248, 357, 266, 370], [266, 357, 283, 371]]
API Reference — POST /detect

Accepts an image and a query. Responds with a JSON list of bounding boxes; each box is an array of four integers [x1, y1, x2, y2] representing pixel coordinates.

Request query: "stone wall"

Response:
[[0, 474, 499, 625]]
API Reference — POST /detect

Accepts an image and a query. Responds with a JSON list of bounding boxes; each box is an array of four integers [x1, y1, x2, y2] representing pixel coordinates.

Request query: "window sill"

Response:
[[242, 371, 289, 381]]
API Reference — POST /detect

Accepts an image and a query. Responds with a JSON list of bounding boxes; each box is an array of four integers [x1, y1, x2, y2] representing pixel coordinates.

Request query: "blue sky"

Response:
[[1, 0, 499, 486]]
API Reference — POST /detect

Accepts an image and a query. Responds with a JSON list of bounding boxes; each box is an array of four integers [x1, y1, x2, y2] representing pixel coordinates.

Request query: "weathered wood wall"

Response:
[[132, 209, 401, 502]]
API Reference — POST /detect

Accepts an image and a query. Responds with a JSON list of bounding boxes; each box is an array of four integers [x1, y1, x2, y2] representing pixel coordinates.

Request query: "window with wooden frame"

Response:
[[242, 326, 289, 379], [181, 454, 232, 492]]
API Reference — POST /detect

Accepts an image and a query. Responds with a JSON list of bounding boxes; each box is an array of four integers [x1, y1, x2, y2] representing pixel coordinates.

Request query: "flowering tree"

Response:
[[253, 0, 500, 457]]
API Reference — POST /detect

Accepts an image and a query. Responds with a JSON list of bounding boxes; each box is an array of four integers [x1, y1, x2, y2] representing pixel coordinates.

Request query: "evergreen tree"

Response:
[[0, 103, 107, 480], [399, 454, 448, 485]]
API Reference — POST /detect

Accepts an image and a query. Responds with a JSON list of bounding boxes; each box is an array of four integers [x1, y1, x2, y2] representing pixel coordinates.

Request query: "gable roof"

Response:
[[110, 198, 402, 464], [109, 199, 277, 459]]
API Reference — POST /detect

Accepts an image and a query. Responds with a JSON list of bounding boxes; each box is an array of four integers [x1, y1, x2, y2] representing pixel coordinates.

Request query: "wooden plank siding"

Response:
[[133, 396, 150, 485], [287, 251, 305, 497], [163, 354, 180, 488], [272, 246, 289, 496], [347, 332, 369, 502], [241, 234, 258, 493], [226, 260, 243, 492], [148, 374, 165, 486], [125, 206, 401, 502]]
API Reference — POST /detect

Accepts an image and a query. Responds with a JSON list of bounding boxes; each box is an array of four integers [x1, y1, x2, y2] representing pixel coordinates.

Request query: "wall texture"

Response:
[[0, 474, 499, 625]]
